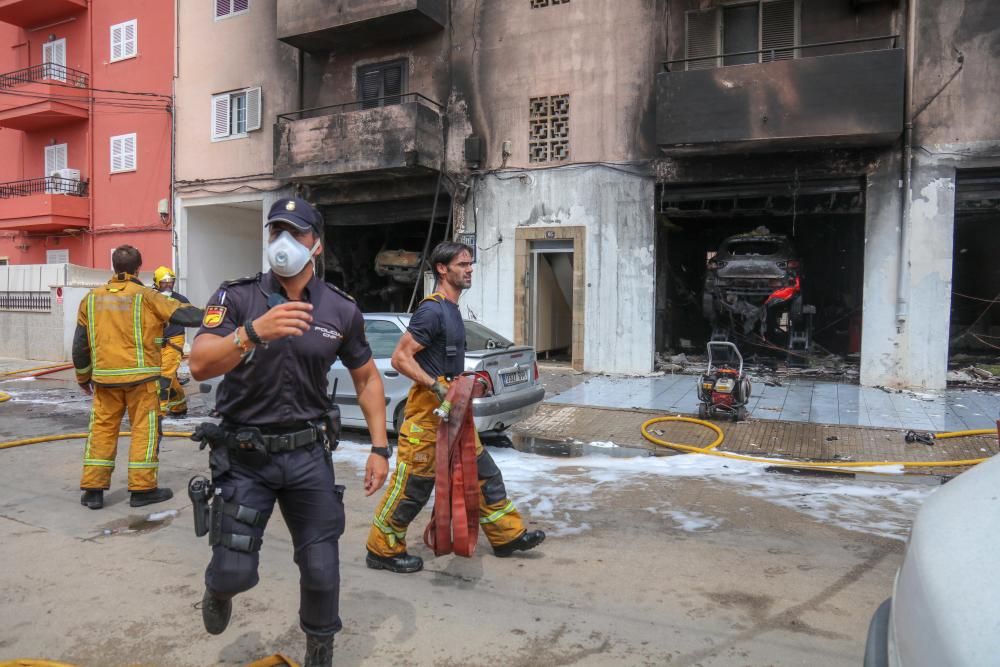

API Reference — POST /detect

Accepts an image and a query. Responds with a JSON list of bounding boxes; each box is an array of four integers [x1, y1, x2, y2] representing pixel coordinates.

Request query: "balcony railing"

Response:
[[0, 291, 52, 313], [276, 93, 443, 123], [0, 63, 89, 89], [663, 35, 899, 71], [0, 176, 89, 198]]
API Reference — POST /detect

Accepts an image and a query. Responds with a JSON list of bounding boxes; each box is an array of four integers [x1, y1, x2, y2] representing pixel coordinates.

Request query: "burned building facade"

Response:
[[176, 0, 1000, 388]]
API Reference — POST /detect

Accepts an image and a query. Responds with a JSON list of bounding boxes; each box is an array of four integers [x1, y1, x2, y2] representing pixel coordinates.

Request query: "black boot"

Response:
[[201, 588, 232, 635], [80, 489, 104, 510], [303, 633, 334, 667], [129, 487, 173, 507], [365, 549, 423, 574], [493, 530, 546, 558]]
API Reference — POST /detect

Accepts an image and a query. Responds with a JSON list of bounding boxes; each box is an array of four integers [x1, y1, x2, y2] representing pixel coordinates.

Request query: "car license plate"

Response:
[[501, 369, 528, 386]]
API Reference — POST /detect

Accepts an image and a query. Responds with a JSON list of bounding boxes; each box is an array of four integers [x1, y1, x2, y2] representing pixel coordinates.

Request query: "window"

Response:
[[685, 0, 798, 71], [0, 258, 8, 266], [215, 0, 249, 20], [364, 320, 404, 359], [211, 87, 261, 141], [44, 143, 68, 193], [46, 249, 69, 264], [110, 20, 137, 62], [42, 38, 67, 82], [357, 60, 406, 109], [529, 94, 570, 163], [110, 133, 136, 173]]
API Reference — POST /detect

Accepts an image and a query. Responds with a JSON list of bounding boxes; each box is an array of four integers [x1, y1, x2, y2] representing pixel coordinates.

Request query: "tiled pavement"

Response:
[[546, 373, 1000, 432]]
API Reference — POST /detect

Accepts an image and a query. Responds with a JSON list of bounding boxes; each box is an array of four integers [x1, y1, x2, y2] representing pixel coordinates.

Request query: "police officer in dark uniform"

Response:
[[188, 197, 391, 667]]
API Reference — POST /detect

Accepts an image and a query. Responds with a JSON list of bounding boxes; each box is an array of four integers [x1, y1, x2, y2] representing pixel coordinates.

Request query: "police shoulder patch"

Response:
[[202, 305, 227, 328], [324, 281, 356, 302], [220, 273, 260, 289]]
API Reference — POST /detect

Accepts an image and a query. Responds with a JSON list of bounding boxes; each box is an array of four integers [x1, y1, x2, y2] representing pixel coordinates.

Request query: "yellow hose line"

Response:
[[641, 416, 993, 470], [0, 363, 72, 377], [934, 429, 995, 439], [0, 391, 10, 404], [0, 431, 194, 450], [0, 661, 81, 667]]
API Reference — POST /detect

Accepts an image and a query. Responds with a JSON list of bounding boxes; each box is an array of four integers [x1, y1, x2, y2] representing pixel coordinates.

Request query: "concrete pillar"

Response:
[[900, 160, 956, 389], [861, 149, 903, 388]]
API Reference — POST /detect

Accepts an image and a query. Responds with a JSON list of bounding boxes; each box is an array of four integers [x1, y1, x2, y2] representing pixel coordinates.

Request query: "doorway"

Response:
[[527, 240, 574, 361]]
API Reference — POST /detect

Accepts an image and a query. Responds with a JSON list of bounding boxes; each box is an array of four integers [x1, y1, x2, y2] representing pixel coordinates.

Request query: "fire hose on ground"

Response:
[[640, 416, 995, 471]]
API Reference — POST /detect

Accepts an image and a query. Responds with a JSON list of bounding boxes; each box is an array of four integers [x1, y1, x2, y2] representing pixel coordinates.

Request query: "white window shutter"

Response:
[[111, 136, 124, 172], [111, 24, 123, 61], [122, 134, 136, 171], [245, 87, 262, 131], [761, 0, 797, 62], [233, 0, 249, 13], [215, 0, 229, 19], [211, 94, 231, 140], [45, 144, 67, 176], [685, 9, 720, 71], [123, 20, 137, 58]]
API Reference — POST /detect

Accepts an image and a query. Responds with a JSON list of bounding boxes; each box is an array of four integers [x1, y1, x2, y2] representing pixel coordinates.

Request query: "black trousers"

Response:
[[205, 443, 345, 636]]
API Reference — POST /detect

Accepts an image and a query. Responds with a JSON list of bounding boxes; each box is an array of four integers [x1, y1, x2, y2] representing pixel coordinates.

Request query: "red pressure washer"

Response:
[[696, 341, 752, 422]]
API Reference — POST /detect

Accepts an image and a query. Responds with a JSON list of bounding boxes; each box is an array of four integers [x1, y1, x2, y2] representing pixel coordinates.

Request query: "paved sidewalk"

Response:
[[515, 403, 999, 475], [546, 373, 1000, 431]]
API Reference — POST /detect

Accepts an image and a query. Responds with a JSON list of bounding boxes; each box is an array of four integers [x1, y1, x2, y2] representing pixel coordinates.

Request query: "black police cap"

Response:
[[266, 197, 323, 236]]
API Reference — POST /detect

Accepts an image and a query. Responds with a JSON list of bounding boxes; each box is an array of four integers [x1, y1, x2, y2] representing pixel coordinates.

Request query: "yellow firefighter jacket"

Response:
[[75, 274, 185, 387]]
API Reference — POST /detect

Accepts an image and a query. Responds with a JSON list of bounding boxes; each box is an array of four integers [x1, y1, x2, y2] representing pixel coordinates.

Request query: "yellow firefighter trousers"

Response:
[[159, 334, 187, 415], [367, 380, 526, 557], [80, 380, 162, 492]]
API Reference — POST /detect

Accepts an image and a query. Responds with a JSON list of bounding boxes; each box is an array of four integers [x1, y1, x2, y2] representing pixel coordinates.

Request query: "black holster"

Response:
[[231, 426, 271, 468], [188, 475, 213, 538]]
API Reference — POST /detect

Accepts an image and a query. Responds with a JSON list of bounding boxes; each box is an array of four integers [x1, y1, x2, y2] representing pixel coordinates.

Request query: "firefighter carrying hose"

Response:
[[74, 245, 204, 510], [365, 241, 545, 573], [153, 266, 192, 417]]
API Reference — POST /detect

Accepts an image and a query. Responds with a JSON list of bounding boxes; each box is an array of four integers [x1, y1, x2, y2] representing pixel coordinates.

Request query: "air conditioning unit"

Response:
[[50, 168, 82, 195]]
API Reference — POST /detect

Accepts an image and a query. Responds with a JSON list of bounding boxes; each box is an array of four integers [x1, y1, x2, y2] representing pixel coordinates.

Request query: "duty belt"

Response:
[[230, 425, 320, 453]]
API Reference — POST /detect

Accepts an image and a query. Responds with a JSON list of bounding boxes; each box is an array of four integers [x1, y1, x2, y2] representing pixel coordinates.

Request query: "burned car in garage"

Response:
[[702, 228, 814, 359]]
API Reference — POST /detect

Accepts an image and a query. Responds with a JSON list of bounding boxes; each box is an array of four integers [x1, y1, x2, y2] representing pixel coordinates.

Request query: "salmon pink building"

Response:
[[0, 0, 173, 268]]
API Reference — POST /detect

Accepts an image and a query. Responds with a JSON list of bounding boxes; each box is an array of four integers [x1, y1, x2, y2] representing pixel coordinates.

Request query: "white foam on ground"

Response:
[[146, 509, 179, 522], [333, 439, 935, 541]]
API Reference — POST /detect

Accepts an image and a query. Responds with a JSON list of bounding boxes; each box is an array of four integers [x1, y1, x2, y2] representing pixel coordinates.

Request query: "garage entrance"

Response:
[[949, 169, 1000, 364], [318, 193, 451, 312], [655, 179, 865, 365]]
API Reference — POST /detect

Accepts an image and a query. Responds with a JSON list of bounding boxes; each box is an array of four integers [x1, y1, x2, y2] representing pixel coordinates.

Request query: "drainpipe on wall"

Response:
[[895, 0, 917, 327], [170, 0, 179, 271], [87, 0, 95, 266]]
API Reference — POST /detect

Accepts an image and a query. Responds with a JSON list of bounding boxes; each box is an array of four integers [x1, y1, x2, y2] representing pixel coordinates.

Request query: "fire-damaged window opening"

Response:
[[357, 60, 407, 109], [655, 179, 864, 376], [685, 0, 799, 71], [317, 195, 451, 313], [949, 169, 1000, 381]]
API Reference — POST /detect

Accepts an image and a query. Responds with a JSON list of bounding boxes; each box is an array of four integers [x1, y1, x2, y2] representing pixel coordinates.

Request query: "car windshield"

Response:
[[365, 319, 404, 358], [724, 240, 785, 256], [465, 320, 513, 351]]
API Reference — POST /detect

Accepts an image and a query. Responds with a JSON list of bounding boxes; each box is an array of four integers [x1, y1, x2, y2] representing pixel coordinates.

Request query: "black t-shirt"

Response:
[[408, 295, 465, 379], [195, 271, 371, 426], [161, 291, 190, 339]]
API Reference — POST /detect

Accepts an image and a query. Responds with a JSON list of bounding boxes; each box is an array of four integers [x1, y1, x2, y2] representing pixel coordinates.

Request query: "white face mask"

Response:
[[267, 230, 319, 278]]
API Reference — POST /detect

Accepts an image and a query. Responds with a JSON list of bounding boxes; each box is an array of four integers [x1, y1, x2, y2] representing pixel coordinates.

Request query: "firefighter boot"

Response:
[[201, 588, 232, 635], [130, 487, 174, 507], [365, 550, 423, 574], [493, 530, 546, 558], [80, 489, 104, 510], [303, 633, 334, 667]]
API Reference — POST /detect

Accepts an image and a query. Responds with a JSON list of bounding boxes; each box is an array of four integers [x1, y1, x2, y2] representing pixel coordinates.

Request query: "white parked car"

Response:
[[863, 452, 1000, 666], [329, 313, 545, 435], [196, 314, 545, 437]]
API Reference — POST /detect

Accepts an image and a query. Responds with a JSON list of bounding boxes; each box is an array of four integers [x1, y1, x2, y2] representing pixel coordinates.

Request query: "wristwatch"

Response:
[[370, 444, 393, 459]]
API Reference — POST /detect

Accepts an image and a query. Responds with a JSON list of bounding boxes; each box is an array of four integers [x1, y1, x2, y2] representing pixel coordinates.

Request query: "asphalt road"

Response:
[[0, 376, 921, 666]]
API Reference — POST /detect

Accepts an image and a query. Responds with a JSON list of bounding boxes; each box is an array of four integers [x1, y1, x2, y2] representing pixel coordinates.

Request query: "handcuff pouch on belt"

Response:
[[320, 405, 342, 452]]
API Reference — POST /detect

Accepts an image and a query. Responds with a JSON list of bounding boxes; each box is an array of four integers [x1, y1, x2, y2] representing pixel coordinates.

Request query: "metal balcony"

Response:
[[0, 176, 90, 232], [0, 64, 90, 131], [274, 94, 444, 182], [277, 0, 446, 51], [656, 37, 904, 154], [0, 0, 87, 28]]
